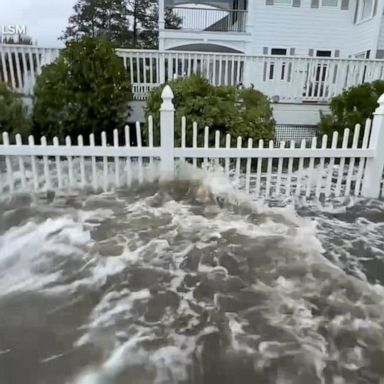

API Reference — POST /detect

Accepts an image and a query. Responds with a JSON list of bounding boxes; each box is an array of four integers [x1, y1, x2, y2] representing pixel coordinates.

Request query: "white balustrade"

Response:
[[2, 44, 384, 104], [0, 44, 60, 95]]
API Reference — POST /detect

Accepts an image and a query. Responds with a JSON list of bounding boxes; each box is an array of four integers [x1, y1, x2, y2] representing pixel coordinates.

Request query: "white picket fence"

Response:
[[1, 85, 384, 200], [2, 44, 384, 104]]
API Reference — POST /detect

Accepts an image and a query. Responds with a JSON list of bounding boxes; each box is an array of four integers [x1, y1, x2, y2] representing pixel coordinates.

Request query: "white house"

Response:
[[159, 0, 384, 59]]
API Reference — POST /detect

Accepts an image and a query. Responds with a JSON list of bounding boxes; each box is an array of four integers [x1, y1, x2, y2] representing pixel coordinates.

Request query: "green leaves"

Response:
[[32, 37, 132, 141], [319, 80, 384, 144], [0, 82, 31, 141], [145, 75, 275, 147], [62, 0, 132, 47], [62, 0, 181, 49]]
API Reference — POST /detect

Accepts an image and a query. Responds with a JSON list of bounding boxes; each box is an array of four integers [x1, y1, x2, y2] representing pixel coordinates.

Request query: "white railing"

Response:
[[2, 44, 384, 103], [1, 86, 384, 200], [117, 49, 245, 100], [169, 7, 247, 32], [117, 49, 384, 102], [0, 45, 60, 95]]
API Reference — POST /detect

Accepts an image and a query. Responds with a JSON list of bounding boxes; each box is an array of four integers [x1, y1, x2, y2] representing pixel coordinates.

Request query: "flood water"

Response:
[[0, 178, 384, 384]]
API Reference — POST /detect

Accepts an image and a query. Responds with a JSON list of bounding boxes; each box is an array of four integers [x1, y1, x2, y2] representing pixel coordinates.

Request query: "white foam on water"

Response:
[[1, 162, 384, 383], [70, 172, 342, 383], [0, 217, 92, 295]]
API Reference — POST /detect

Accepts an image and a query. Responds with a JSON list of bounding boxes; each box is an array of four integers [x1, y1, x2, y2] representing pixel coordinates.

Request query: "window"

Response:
[[355, 50, 371, 59], [274, 0, 292, 5], [316, 50, 332, 57], [267, 48, 290, 82], [321, 0, 338, 6], [357, 0, 374, 22], [271, 48, 287, 55]]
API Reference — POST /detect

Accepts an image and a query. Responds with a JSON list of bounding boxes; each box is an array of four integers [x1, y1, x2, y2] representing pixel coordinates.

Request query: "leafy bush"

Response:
[[0, 82, 31, 141], [33, 37, 132, 140], [145, 75, 275, 146], [320, 80, 384, 139]]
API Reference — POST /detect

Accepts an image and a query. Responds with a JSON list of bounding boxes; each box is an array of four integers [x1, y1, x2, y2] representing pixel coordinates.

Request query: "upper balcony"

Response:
[[166, 6, 247, 33], [162, 1, 248, 34]]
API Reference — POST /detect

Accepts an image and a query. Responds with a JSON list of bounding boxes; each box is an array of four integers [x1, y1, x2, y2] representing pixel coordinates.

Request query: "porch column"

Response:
[[159, 0, 165, 30], [245, 0, 254, 33], [159, 0, 165, 50]]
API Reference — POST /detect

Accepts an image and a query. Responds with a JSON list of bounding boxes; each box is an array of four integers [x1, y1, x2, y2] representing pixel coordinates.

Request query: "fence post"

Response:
[[361, 94, 384, 198], [160, 85, 175, 181]]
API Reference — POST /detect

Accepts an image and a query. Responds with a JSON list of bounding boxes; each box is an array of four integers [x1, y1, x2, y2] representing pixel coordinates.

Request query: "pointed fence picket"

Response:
[[1, 85, 384, 200]]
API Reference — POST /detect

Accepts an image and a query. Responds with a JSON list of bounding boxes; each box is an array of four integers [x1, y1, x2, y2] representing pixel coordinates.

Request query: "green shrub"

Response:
[[319, 80, 384, 140], [0, 82, 31, 141], [145, 75, 275, 146], [33, 37, 132, 140]]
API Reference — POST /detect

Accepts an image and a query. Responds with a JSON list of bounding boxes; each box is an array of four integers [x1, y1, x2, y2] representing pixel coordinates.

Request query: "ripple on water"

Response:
[[0, 181, 384, 384]]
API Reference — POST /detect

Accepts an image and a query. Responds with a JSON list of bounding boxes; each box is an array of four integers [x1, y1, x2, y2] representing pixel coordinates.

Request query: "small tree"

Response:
[[145, 75, 275, 146], [0, 82, 31, 141], [319, 80, 384, 140], [32, 38, 132, 140]]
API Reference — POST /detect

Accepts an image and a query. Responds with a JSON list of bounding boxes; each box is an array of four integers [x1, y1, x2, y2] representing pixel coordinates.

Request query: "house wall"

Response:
[[248, 0, 382, 57], [349, 18, 378, 57], [377, 13, 384, 57], [160, 0, 384, 59]]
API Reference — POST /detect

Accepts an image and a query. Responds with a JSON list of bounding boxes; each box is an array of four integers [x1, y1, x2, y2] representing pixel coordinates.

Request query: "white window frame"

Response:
[[273, 0, 292, 6], [320, 0, 339, 7], [356, 0, 375, 23]]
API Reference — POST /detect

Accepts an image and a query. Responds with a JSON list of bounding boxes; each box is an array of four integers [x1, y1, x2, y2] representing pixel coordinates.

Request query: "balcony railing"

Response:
[[167, 7, 248, 33], [116, 50, 384, 102], [0, 45, 60, 95], [3, 44, 384, 104]]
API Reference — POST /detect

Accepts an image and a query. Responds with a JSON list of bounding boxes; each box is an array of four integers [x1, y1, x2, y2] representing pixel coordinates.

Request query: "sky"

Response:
[[0, 1, 214, 47], [0, 0, 76, 47]]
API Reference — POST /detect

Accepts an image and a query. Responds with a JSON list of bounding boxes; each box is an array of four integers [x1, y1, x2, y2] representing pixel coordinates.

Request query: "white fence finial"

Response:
[[159, 85, 175, 181], [161, 85, 175, 110], [376, 93, 384, 114]]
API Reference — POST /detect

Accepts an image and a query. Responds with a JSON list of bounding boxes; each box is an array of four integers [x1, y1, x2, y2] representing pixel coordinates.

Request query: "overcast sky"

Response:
[[0, 0, 76, 47]]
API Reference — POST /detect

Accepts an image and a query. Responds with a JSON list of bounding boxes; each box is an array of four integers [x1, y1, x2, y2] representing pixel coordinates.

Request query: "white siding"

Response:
[[249, 0, 361, 57], [349, 17, 379, 56], [377, 16, 384, 50]]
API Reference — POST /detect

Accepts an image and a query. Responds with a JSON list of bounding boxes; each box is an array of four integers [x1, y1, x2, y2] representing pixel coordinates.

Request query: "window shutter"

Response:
[[335, 50, 340, 58], [354, 0, 360, 23], [263, 47, 269, 55], [289, 48, 296, 55], [308, 49, 314, 57], [292, 0, 301, 7], [373, 0, 378, 16], [311, 0, 319, 8], [266, 0, 274, 5], [341, 0, 349, 10]]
